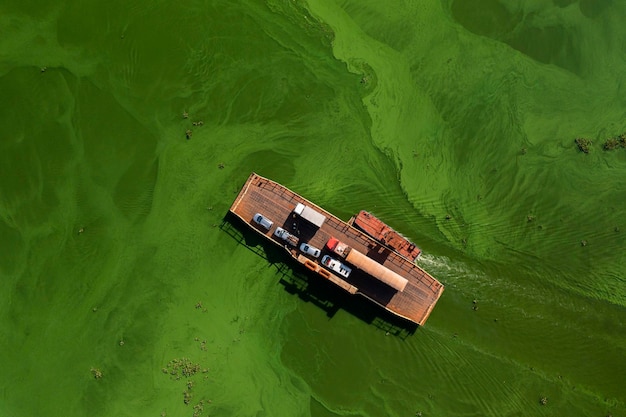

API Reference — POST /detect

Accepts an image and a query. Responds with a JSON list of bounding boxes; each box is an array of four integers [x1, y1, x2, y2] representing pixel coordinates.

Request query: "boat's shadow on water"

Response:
[[221, 213, 417, 338]]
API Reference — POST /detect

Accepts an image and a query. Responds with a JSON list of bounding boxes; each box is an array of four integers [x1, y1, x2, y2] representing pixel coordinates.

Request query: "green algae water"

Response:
[[1, 0, 625, 416]]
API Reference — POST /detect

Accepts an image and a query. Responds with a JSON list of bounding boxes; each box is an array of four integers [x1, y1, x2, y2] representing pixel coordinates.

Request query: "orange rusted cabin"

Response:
[[350, 211, 422, 262]]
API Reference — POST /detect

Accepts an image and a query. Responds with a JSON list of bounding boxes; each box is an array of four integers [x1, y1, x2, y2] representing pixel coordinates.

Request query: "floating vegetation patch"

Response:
[[575, 137, 592, 153], [575, 132, 626, 153], [90, 367, 103, 380], [603, 133, 626, 151], [162, 357, 212, 416], [163, 357, 201, 378]]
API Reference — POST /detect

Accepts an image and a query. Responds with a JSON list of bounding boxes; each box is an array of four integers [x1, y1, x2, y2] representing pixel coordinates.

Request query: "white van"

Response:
[[253, 213, 273, 230]]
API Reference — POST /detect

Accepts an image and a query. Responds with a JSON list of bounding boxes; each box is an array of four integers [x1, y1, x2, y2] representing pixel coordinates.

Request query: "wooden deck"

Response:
[[229, 173, 444, 326]]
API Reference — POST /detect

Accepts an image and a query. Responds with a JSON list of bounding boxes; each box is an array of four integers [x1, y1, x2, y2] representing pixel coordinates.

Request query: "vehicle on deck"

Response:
[[299, 243, 321, 258], [321, 255, 352, 278], [274, 227, 299, 246], [253, 213, 273, 230]]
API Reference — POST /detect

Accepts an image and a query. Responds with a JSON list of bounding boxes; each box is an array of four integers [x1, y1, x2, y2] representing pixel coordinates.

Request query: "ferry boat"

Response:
[[228, 173, 444, 326], [349, 211, 422, 262]]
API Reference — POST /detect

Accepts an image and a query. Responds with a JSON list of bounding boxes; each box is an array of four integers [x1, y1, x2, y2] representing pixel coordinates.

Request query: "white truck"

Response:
[[274, 227, 299, 247], [321, 255, 352, 278]]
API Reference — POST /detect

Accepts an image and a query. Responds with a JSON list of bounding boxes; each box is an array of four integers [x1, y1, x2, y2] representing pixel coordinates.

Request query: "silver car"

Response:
[[299, 243, 321, 258], [253, 213, 273, 230]]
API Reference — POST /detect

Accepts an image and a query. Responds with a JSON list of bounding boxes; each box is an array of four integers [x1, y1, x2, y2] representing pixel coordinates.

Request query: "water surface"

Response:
[[1, 0, 625, 416]]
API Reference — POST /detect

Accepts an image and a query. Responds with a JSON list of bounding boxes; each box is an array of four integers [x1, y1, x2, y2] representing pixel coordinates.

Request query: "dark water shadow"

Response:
[[450, 0, 522, 39], [220, 212, 418, 338], [579, 0, 612, 19], [449, 0, 586, 75]]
